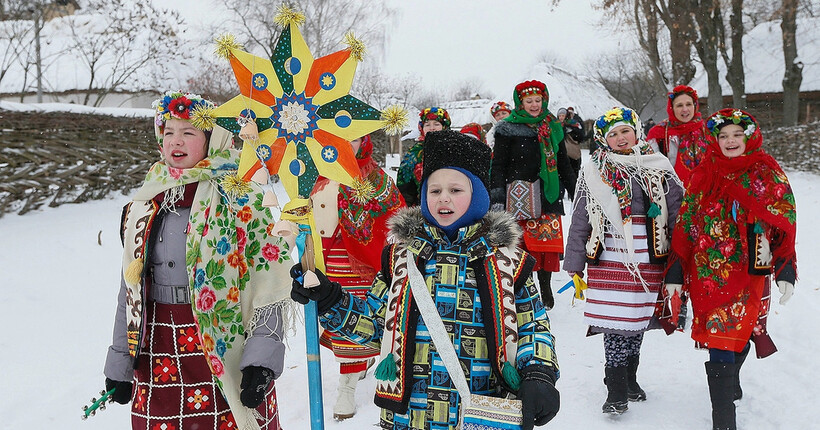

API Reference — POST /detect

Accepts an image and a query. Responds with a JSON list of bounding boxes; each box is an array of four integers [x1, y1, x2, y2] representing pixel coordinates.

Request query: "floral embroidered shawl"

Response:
[[122, 126, 294, 429]]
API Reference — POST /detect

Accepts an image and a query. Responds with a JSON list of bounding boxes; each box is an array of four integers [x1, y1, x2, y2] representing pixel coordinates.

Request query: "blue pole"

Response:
[[304, 300, 325, 429]]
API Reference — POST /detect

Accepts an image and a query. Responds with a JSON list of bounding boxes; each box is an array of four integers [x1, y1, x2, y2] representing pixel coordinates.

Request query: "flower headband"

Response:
[[705, 109, 756, 138], [596, 107, 637, 136], [490, 101, 511, 116], [418, 107, 452, 129], [152, 91, 217, 144], [668, 85, 698, 102]]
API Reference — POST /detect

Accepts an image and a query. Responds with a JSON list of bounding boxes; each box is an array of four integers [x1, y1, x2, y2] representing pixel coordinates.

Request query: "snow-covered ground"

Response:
[[1, 167, 818, 429]]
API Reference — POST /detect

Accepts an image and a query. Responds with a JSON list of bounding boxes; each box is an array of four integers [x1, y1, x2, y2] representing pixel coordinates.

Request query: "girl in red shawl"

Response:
[[311, 134, 406, 420], [665, 109, 797, 430], [646, 85, 710, 185]]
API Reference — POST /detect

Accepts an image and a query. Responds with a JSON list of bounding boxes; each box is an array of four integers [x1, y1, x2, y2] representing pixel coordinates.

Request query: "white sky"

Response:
[[381, 0, 622, 99], [168, 0, 623, 101]]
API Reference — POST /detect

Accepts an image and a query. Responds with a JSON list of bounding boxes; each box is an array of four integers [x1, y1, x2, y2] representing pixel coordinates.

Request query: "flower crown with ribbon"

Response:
[[514, 80, 547, 101], [595, 107, 639, 137], [705, 109, 757, 139], [152, 91, 217, 144], [418, 107, 452, 129], [490, 101, 511, 116]]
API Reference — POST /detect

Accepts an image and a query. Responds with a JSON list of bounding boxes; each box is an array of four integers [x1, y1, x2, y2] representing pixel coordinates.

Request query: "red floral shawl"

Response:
[[338, 135, 406, 277], [671, 110, 797, 312], [646, 85, 710, 184]]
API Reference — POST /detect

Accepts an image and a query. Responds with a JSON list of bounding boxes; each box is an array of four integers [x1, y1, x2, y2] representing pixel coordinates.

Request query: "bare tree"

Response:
[[718, 0, 746, 108], [653, 0, 698, 85], [449, 78, 490, 101], [217, 0, 396, 61], [186, 59, 241, 105], [351, 67, 419, 110], [692, 0, 724, 112], [597, 0, 672, 90], [0, 18, 31, 89], [410, 90, 443, 114], [65, 0, 182, 106], [781, 0, 803, 125], [585, 50, 667, 114]]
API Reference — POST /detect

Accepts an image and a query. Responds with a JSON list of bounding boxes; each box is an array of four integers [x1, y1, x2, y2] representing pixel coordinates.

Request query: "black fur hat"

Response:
[[422, 129, 491, 188]]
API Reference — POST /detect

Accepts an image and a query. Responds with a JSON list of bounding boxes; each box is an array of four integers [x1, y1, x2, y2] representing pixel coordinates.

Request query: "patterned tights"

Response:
[[603, 332, 644, 367]]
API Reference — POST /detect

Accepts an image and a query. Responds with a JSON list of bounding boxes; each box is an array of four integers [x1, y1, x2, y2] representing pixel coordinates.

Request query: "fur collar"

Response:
[[495, 120, 536, 137], [388, 207, 522, 249]]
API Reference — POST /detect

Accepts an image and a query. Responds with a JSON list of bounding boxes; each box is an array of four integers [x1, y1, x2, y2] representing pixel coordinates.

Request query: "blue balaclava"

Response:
[[421, 167, 490, 238]]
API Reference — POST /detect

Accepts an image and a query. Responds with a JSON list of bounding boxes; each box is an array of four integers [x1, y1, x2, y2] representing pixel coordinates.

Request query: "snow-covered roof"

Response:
[[691, 17, 820, 96], [525, 63, 624, 121], [439, 98, 495, 127], [438, 64, 625, 127]]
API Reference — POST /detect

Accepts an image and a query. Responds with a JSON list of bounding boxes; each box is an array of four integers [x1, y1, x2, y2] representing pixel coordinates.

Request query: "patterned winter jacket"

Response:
[[319, 207, 559, 430]]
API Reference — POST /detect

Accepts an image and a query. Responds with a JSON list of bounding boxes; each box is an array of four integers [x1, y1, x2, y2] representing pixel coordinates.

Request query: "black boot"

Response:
[[537, 270, 554, 309], [626, 356, 647, 402], [733, 343, 750, 401], [602, 366, 628, 414], [706, 362, 737, 430]]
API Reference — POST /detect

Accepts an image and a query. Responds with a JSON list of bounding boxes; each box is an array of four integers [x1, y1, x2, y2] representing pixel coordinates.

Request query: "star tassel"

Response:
[[380, 104, 409, 136], [221, 173, 252, 200], [214, 33, 243, 60], [343, 31, 366, 62], [190, 105, 217, 131], [274, 3, 306, 27], [350, 177, 375, 204]]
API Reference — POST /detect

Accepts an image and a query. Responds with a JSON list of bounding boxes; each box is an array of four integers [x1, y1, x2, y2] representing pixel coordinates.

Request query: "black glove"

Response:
[[105, 377, 133, 405], [290, 263, 343, 312], [240, 366, 275, 408], [774, 258, 796, 285], [518, 366, 560, 430]]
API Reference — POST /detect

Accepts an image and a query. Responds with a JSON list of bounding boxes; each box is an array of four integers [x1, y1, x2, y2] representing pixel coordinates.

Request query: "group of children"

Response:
[[102, 83, 796, 430]]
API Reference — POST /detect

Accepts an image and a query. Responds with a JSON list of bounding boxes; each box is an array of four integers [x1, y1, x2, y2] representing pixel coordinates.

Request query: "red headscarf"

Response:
[[646, 85, 709, 184], [671, 109, 797, 312]]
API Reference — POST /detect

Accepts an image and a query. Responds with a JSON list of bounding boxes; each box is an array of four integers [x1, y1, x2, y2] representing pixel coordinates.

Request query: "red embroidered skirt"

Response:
[[690, 275, 773, 355], [320, 236, 380, 372], [520, 214, 563, 272], [131, 301, 281, 430]]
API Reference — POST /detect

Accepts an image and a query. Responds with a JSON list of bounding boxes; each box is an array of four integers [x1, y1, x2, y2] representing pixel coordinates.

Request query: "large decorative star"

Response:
[[213, 16, 384, 199]]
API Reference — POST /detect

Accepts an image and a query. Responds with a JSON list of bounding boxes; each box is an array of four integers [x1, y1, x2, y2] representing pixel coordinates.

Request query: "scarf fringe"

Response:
[[245, 299, 300, 346], [159, 185, 186, 214], [579, 146, 679, 289]]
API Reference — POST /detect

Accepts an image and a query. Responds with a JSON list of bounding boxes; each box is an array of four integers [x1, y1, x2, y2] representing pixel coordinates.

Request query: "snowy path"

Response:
[[1, 170, 818, 429]]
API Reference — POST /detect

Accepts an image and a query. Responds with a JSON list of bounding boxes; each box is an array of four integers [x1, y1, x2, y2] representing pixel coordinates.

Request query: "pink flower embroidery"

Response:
[[168, 167, 183, 179], [209, 354, 225, 377], [236, 227, 247, 253], [196, 287, 217, 312], [261, 243, 281, 261]]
